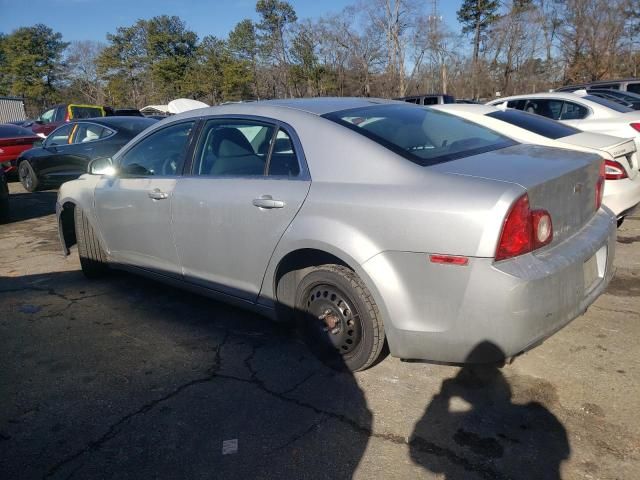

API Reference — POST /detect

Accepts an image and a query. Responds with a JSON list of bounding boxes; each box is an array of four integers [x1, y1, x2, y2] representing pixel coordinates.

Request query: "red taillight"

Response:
[[631, 122, 640, 133], [595, 160, 605, 210], [604, 159, 628, 180], [496, 194, 533, 261], [495, 193, 554, 261]]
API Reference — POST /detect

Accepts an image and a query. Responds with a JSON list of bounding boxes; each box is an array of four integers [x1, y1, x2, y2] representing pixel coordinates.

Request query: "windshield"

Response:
[[70, 106, 104, 119], [323, 105, 516, 166], [487, 110, 580, 140], [583, 95, 633, 113]]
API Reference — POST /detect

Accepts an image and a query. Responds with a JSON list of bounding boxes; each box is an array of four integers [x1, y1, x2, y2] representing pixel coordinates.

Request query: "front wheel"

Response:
[[18, 161, 40, 192], [295, 265, 386, 371]]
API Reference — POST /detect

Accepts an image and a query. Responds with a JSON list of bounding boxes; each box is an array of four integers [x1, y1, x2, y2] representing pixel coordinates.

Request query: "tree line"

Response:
[[0, 0, 638, 116]]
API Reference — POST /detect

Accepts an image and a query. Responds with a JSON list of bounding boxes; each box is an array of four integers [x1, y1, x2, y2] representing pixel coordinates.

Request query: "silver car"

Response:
[[56, 98, 616, 371]]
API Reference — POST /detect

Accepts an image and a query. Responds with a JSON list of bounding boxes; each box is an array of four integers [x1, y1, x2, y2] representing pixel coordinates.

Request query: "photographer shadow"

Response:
[[409, 342, 569, 480]]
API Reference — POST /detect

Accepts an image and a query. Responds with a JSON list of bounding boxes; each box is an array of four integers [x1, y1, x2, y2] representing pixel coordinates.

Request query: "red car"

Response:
[[0, 124, 41, 175], [27, 104, 106, 137]]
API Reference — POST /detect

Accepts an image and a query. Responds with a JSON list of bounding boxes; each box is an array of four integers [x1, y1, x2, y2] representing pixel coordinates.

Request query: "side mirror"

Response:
[[34, 119, 44, 125], [33, 140, 43, 148], [88, 157, 116, 176]]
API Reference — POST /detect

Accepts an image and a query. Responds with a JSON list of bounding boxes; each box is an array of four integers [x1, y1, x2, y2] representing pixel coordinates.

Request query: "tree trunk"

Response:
[[472, 0, 482, 99]]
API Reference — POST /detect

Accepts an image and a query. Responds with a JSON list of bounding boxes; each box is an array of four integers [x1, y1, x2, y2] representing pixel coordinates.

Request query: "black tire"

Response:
[[74, 207, 108, 278], [295, 264, 385, 372], [18, 161, 40, 192]]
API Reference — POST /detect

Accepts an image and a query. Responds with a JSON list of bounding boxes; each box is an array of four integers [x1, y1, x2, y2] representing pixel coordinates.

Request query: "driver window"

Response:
[[119, 121, 194, 176], [46, 124, 74, 146], [40, 109, 56, 124]]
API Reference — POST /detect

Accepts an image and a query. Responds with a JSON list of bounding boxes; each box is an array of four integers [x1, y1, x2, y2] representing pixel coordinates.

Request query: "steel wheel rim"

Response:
[[305, 283, 363, 356], [19, 164, 32, 190]]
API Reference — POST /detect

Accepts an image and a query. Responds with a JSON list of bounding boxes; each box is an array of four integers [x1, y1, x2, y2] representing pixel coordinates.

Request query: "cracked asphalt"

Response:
[[1, 182, 639, 480]]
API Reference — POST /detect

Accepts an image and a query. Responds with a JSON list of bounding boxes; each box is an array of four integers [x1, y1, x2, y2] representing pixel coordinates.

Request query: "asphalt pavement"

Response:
[[1, 182, 639, 479]]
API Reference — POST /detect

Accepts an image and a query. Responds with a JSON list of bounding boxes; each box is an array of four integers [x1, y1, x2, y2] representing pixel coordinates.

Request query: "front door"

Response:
[[172, 118, 310, 301], [94, 120, 196, 276]]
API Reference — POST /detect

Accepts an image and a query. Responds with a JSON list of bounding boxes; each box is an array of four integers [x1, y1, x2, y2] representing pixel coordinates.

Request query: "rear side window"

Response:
[[194, 120, 274, 176], [560, 101, 589, 120], [323, 104, 515, 166], [487, 110, 580, 139], [268, 129, 300, 177], [73, 123, 113, 143]]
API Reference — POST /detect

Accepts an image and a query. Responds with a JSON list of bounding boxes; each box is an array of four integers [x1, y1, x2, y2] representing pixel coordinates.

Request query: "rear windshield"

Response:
[[70, 106, 104, 119], [583, 95, 633, 113], [487, 109, 580, 139], [323, 104, 516, 166]]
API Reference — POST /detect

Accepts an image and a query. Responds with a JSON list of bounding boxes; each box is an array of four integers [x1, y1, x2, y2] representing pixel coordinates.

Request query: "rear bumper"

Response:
[[362, 208, 617, 363], [603, 175, 640, 218]]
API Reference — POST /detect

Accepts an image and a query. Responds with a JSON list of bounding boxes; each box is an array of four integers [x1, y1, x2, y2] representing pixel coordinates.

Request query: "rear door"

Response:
[[94, 120, 196, 275], [172, 117, 310, 301]]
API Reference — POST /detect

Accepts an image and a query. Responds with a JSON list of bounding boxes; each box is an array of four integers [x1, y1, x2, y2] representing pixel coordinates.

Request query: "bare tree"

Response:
[[64, 40, 105, 104]]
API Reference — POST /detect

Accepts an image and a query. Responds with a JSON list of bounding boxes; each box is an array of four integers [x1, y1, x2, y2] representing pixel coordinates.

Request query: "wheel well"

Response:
[[274, 249, 351, 319], [60, 202, 77, 251]]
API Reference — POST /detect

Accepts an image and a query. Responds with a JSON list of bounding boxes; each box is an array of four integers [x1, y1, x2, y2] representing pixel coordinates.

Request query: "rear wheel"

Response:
[[74, 207, 108, 278], [18, 161, 40, 192], [295, 265, 385, 371]]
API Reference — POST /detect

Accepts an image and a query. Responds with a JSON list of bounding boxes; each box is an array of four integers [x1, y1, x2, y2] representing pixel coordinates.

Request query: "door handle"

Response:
[[148, 189, 169, 200], [252, 195, 285, 209]]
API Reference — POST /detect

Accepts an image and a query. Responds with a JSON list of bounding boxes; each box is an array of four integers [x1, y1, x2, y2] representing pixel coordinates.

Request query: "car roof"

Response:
[[173, 97, 402, 119]]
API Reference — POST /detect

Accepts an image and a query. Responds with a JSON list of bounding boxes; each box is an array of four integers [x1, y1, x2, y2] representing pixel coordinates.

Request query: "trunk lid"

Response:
[[560, 133, 638, 179], [430, 144, 602, 247]]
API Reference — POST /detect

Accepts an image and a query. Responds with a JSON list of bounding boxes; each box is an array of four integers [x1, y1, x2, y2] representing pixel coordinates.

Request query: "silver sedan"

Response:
[[56, 98, 616, 371]]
